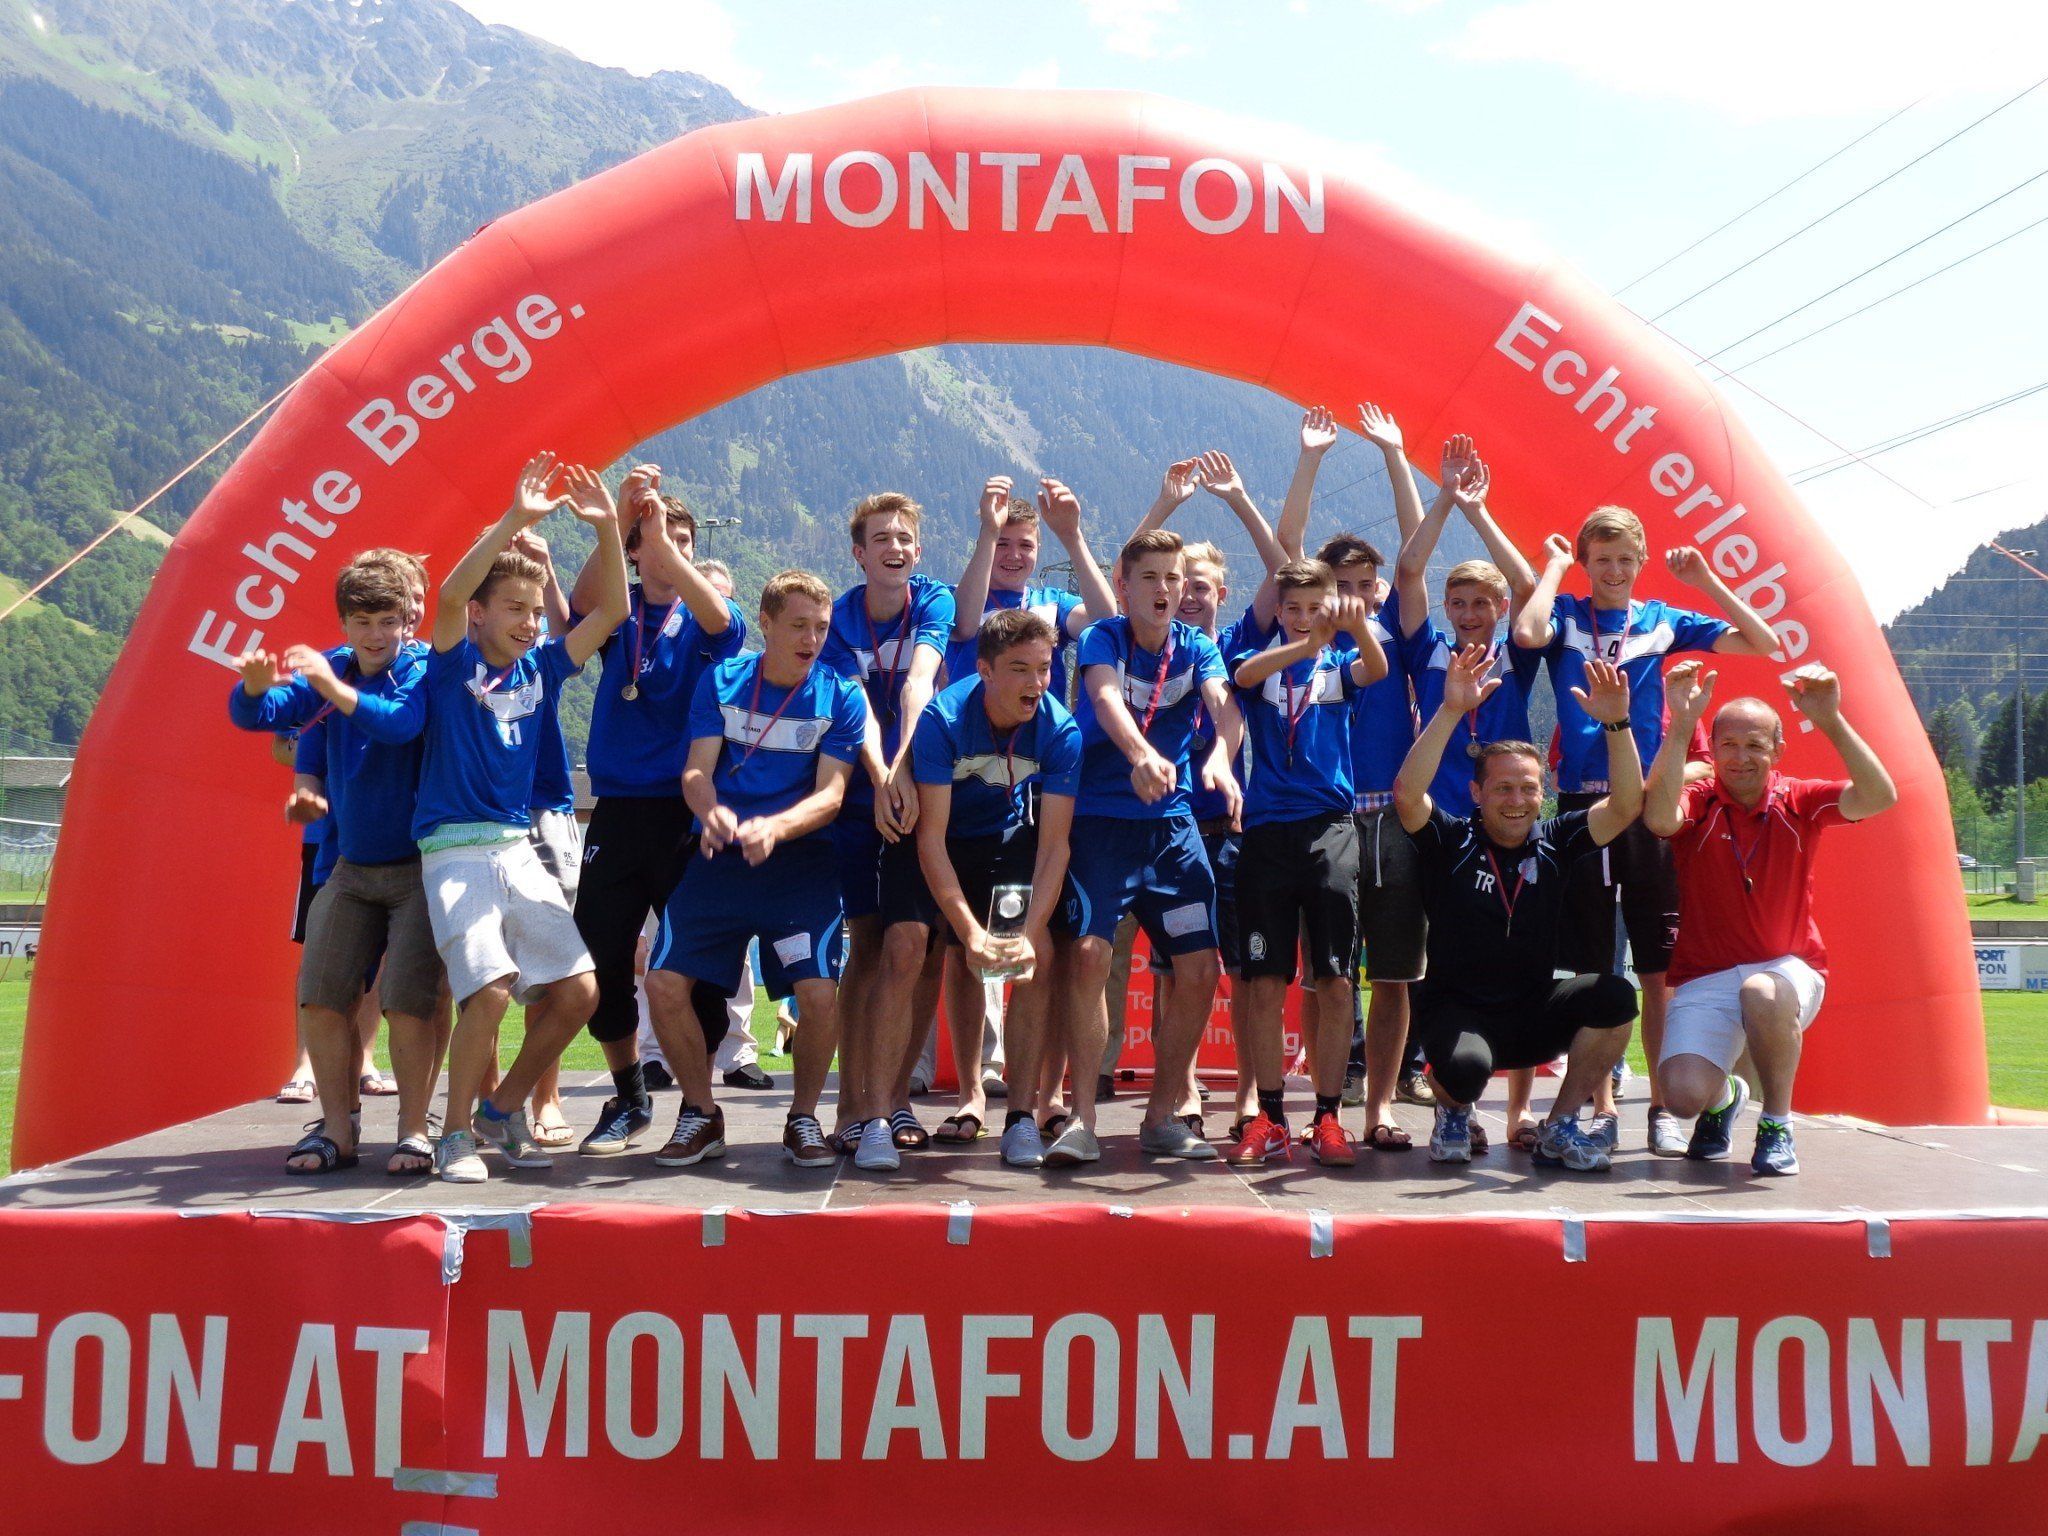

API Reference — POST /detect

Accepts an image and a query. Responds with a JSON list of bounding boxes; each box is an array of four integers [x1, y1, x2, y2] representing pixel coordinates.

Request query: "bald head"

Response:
[[1711, 696, 1783, 746], [1709, 695, 1784, 805]]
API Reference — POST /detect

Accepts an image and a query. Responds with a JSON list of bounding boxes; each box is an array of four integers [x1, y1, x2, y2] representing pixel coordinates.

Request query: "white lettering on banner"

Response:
[[142, 1315, 226, 1469], [1493, 302, 1811, 667], [185, 293, 588, 672], [734, 150, 1323, 236]]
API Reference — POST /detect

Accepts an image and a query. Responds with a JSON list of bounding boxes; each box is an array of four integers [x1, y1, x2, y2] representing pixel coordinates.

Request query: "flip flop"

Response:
[[1367, 1122, 1414, 1151], [386, 1135, 434, 1177], [1469, 1119, 1491, 1154], [287, 1132, 357, 1175], [1039, 1113, 1070, 1141], [276, 1079, 316, 1105], [1510, 1122, 1542, 1153], [359, 1071, 398, 1097], [531, 1116, 576, 1150], [934, 1113, 983, 1144], [890, 1108, 930, 1150]]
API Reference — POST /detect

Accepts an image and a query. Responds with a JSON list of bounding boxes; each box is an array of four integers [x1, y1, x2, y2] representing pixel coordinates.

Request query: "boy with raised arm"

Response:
[[229, 555, 438, 1176], [1512, 506, 1781, 1155], [1226, 563, 1388, 1167], [1060, 528, 1245, 1166], [948, 473, 1118, 694], [1394, 646, 1643, 1173], [641, 571, 869, 1168], [416, 453, 630, 1183], [1643, 661, 1895, 1175]]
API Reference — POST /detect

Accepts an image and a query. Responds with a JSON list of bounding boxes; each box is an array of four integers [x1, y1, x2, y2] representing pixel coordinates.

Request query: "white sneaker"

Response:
[[474, 1105, 551, 1169], [436, 1129, 487, 1183], [855, 1116, 901, 1171]]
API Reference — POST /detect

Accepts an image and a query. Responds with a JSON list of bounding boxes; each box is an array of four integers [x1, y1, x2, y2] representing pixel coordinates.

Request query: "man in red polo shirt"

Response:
[[1643, 660, 1897, 1175]]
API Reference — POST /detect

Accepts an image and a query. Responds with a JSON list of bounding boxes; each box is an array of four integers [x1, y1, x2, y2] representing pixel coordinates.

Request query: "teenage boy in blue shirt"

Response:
[[642, 570, 869, 1169], [415, 453, 630, 1183]]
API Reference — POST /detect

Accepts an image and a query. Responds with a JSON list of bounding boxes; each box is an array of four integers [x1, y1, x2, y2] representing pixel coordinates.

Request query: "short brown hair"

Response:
[[760, 568, 832, 618], [1472, 739, 1545, 787], [1181, 540, 1227, 579], [1274, 558, 1336, 597], [1444, 560, 1510, 603], [1576, 505, 1646, 562], [977, 606, 1057, 665], [1118, 527, 1183, 576], [355, 547, 428, 592], [626, 492, 696, 555], [1001, 495, 1038, 530], [335, 557, 410, 619], [849, 491, 922, 544], [1316, 533, 1385, 570], [474, 550, 547, 606]]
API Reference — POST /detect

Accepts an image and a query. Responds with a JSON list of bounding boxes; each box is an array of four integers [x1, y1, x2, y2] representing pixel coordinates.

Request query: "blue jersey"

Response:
[[412, 636, 582, 841], [585, 588, 749, 798], [1189, 603, 1264, 822], [1401, 624, 1545, 817], [821, 573, 956, 807], [1072, 617, 1227, 820], [690, 654, 867, 838], [530, 691, 576, 815], [944, 585, 1085, 700], [1543, 594, 1728, 792], [230, 643, 428, 865], [291, 723, 340, 883], [1229, 629, 1360, 826], [912, 676, 1083, 841], [1350, 589, 1416, 804]]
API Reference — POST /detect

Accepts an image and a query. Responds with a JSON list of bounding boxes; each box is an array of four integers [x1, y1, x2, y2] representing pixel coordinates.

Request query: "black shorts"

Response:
[[573, 796, 696, 1044], [1149, 821, 1240, 976], [1236, 812, 1359, 983], [291, 839, 322, 945], [1556, 791, 1679, 976], [1415, 973, 1638, 1104], [1355, 806, 1425, 984], [879, 825, 1048, 944]]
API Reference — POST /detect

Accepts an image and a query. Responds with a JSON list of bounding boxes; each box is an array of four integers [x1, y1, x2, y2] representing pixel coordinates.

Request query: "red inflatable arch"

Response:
[[13, 89, 1986, 1168]]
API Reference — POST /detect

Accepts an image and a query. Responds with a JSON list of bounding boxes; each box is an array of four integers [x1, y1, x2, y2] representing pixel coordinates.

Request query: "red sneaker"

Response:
[[1224, 1112, 1291, 1167], [1309, 1115, 1356, 1167]]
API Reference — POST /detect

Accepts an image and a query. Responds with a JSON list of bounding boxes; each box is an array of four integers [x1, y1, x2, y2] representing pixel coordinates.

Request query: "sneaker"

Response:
[[1534, 1117, 1613, 1172], [1223, 1112, 1291, 1167], [654, 1105, 726, 1167], [1396, 1071, 1433, 1106], [1043, 1121, 1102, 1168], [1001, 1118, 1047, 1167], [1586, 1112, 1620, 1152], [1609, 1059, 1630, 1101], [435, 1128, 487, 1183], [474, 1103, 551, 1169], [855, 1116, 901, 1171], [1340, 1066, 1366, 1107], [1751, 1118, 1800, 1177], [1428, 1104, 1472, 1163], [1309, 1115, 1356, 1167], [1140, 1117, 1217, 1160], [723, 1063, 774, 1090], [1648, 1104, 1690, 1157], [579, 1096, 653, 1156], [1685, 1076, 1750, 1162], [641, 1059, 676, 1091], [783, 1113, 836, 1168]]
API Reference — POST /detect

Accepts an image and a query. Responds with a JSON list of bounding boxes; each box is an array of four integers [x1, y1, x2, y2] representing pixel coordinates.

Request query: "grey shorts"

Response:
[[297, 857, 444, 1020], [423, 839, 594, 1005]]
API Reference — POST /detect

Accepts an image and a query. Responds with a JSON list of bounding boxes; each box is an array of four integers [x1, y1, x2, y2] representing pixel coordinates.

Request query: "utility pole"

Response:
[[2018, 642, 2028, 864]]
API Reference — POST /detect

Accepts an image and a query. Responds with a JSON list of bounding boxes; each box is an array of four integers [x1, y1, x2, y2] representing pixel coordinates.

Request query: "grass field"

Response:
[[0, 979, 2043, 1177]]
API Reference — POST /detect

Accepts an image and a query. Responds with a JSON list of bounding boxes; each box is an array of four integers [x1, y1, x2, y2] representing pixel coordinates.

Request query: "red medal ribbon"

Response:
[[1482, 842, 1527, 936], [1137, 626, 1176, 737], [730, 657, 810, 774], [625, 591, 681, 694], [863, 592, 913, 720]]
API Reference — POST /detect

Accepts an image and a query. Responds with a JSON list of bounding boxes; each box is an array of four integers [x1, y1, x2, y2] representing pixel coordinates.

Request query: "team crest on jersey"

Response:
[[1116, 662, 1195, 711], [468, 665, 543, 747], [1247, 932, 1268, 962], [795, 722, 820, 750], [955, 751, 1043, 788]]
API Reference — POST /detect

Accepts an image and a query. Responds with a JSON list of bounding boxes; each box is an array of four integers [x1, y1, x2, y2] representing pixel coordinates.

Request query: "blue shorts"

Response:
[[830, 809, 884, 921], [1150, 822, 1238, 974], [652, 840, 844, 998], [1064, 813, 1218, 954]]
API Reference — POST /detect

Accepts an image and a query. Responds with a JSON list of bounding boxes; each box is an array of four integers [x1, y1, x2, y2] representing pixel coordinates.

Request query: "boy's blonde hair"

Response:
[[1575, 505, 1647, 562], [761, 568, 832, 617], [1118, 527, 1184, 576], [1274, 558, 1336, 596], [474, 550, 546, 606], [1181, 540, 1227, 580], [849, 491, 923, 544], [1444, 560, 1510, 603]]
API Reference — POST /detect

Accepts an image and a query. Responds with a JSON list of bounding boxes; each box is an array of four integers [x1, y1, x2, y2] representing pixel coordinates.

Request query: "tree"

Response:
[[1973, 688, 2048, 807], [1928, 697, 1980, 774]]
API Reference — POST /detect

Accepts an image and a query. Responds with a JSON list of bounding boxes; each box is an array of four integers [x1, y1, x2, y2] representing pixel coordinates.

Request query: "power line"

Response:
[[1650, 74, 2048, 321], [1789, 381, 2048, 484]]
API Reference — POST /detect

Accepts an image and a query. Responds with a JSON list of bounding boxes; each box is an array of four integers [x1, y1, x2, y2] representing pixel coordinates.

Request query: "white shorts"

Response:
[[527, 809, 585, 902], [423, 839, 594, 1005], [1661, 955, 1826, 1073]]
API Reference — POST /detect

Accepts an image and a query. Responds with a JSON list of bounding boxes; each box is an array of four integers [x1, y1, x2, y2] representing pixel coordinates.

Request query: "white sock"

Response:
[[1708, 1079, 1736, 1114]]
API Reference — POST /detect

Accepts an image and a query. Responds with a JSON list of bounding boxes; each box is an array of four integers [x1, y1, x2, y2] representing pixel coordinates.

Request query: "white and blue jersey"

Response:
[[1228, 629, 1361, 827], [412, 636, 582, 842], [530, 692, 576, 816], [230, 642, 428, 865], [689, 654, 868, 837], [1401, 624, 1545, 817], [945, 585, 1085, 698], [1072, 617, 1228, 820], [821, 573, 955, 808], [912, 676, 1083, 841], [1350, 589, 1416, 808], [585, 588, 748, 798], [1543, 594, 1728, 792], [1189, 604, 1265, 823]]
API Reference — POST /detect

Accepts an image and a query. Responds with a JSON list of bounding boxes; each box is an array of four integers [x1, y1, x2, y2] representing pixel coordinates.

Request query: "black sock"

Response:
[[1257, 1088, 1286, 1126], [614, 1063, 646, 1105], [1314, 1094, 1340, 1123], [1006, 1109, 1031, 1129]]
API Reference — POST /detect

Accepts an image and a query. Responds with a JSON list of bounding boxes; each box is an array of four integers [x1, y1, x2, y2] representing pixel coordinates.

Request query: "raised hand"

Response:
[[978, 475, 1014, 533], [1666, 546, 1712, 588], [1442, 642, 1502, 715], [1358, 402, 1404, 453], [1440, 432, 1478, 486], [1450, 457, 1490, 512], [558, 464, 618, 528], [1300, 405, 1338, 457], [619, 463, 662, 518], [1037, 477, 1083, 541], [1194, 449, 1245, 501], [237, 650, 282, 694], [1785, 663, 1842, 724], [1325, 593, 1369, 640], [1570, 657, 1632, 726], [1543, 533, 1575, 567], [1665, 659, 1717, 727], [511, 527, 552, 565], [282, 644, 336, 689], [1158, 458, 1199, 510], [510, 452, 562, 526]]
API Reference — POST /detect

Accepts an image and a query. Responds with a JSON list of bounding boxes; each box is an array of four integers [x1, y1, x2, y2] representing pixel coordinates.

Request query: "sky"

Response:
[[452, 0, 2048, 622]]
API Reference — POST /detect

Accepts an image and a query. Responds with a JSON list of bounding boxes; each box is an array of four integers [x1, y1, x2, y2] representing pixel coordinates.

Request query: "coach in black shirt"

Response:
[[1394, 644, 1642, 1172]]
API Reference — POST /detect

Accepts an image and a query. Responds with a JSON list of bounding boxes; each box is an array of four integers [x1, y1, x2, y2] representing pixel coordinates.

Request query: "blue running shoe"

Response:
[[1752, 1119, 1800, 1176], [1686, 1075, 1750, 1161], [1534, 1117, 1613, 1172], [579, 1096, 653, 1157], [1429, 1104, 1472, 1163]]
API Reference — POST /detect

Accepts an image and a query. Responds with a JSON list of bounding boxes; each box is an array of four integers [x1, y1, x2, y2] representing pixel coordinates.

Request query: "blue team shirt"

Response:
[[1072, 617, 1228, 820], [230, 642, 428, 865], [1350, 588, 1416, 804], [585, 588, 749, 798], [1400, 624, 1545, 817], [1189, 603, 1265, 822], [945, 585, 1086, 699], [412, 636, 582, 840], [912, 676, 1083, 841], [1228, 627, 1361, 826], [530, 693, 576, 815], [1544, 594, 1729, 792], [821, 573, 956, 807], [689, 654, 868, 837]]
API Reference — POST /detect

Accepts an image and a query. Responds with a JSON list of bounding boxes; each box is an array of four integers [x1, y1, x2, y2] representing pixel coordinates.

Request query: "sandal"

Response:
[[531, 1115, 576, 1150], [359, 1071, 398, 1097], [276, 1078, 316, 1105], [1510, 1121, 1542, 1153], [287, 1132, 357, 1175], [1367, 1122, 1414, 1151], [890, 1108, 930, 1150], [1039, 1112, 1070, 1141], [1469, 1119, 1490, 1154], [386, 1135, 434, 1177], [934, 1113, 983, 1144]]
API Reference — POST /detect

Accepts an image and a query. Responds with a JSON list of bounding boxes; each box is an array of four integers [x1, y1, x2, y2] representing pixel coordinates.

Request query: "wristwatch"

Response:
[[1601, 719, 1630, 732]]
